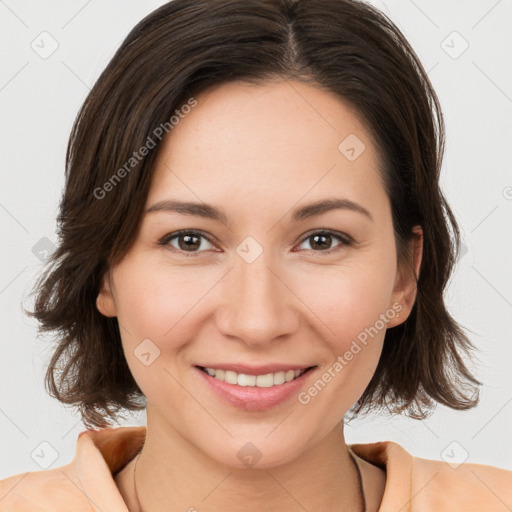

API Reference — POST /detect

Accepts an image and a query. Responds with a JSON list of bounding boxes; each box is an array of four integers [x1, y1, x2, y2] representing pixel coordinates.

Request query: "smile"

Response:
[[198, 366, 310, 387]]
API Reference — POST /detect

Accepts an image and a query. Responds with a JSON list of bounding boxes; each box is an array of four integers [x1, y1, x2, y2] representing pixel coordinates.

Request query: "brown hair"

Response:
[[26, 0, 480, 428]]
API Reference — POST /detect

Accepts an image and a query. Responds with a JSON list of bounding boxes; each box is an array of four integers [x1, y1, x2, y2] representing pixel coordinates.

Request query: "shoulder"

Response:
[[0, 426, 145, 511], [410, 451, 512, 512], [351, 440, 512, 512], [0, 464, 93, 511]]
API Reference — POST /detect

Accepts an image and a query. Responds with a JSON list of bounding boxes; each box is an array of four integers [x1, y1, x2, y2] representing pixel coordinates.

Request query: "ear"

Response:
[[387, 225, 423, 327], [96, 270, 117, 317]]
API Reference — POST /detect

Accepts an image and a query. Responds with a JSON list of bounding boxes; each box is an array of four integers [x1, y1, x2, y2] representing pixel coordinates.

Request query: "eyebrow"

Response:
[[145, 198, 373, 223]]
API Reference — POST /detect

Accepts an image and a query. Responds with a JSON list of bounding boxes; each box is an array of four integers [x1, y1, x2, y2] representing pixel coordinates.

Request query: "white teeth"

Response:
[[203, 367, 308, 387], [224, 370, 238, 385], [273, 371, 285, 385], [256, 373, 274, 388], [285, 370, 295, 382], [237, 373, 256, 386]]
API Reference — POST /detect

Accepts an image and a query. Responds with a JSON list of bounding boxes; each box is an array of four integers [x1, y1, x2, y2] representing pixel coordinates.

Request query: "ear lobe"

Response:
[[96, 271, 117, 317]]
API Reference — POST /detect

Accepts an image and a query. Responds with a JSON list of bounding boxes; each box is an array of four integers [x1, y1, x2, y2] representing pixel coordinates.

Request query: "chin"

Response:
[[202, 424, 317, 470]]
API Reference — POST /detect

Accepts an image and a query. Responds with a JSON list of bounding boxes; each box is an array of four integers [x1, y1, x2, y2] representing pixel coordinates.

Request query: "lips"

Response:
[[194, 364, 318, 411]]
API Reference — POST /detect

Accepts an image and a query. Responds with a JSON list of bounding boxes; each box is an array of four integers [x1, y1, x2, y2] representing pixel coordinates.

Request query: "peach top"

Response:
[[1, 426, 511, 511]]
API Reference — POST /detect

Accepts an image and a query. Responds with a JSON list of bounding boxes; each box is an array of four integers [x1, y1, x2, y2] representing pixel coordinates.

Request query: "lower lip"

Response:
[[195, 366, 316, 411]]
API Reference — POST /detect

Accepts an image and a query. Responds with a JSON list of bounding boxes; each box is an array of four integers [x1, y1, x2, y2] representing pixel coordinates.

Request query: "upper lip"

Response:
[[196, 363, 315, 375]]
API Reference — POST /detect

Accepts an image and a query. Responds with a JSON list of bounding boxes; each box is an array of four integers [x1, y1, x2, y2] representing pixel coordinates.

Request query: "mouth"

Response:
[[195, 364, 317, 410], [196, 365, 316, 388]]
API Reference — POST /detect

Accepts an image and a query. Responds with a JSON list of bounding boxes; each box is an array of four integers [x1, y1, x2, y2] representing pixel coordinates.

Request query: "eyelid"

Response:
[[158, 229, 218, 255], [158, 228, 353, 256], [294, 229, 352, 255], [297, 228, 352, 245]]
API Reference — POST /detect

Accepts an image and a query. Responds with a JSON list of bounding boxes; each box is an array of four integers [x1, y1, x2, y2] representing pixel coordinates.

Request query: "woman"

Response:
[[1, 0, 510, 510]]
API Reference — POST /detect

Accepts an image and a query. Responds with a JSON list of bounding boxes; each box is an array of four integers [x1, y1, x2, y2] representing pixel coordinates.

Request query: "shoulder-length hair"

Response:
[[27, 0, 480, 428]]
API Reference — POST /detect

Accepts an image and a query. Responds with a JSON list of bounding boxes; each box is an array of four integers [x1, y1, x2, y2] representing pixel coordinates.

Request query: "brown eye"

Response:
[[160, 230, 215, 255], [297, 230, 351, 255]]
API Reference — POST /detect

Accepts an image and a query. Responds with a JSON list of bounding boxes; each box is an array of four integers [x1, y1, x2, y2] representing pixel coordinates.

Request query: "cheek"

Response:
[[297, 254, 396, 344], [112, 257, 201, 338], [292, 247, 396, 407], [306, 273, 391, 379], [110, 260, 199, 403], [110, 257, 224, 394]]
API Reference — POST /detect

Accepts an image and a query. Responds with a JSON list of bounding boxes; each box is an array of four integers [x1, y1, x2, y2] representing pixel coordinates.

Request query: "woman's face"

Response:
[[97, 80, 419, 468]]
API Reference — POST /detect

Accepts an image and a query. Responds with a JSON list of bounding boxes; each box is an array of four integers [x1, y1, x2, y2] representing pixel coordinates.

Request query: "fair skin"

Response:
[[97, 79, 422, 511]]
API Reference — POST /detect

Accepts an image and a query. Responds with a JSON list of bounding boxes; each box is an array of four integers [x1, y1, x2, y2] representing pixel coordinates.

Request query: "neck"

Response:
[[124, 413, 365, 512]]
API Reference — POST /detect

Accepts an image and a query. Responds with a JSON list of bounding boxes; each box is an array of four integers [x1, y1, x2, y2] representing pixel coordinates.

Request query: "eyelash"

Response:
[[158, 229, 352, 258]]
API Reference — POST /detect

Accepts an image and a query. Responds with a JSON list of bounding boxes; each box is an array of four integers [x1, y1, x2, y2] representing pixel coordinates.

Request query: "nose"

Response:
[[216, 251, 299, 349]]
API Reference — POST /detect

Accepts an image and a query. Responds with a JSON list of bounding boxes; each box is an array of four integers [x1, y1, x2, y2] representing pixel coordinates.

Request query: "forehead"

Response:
[[146, 80, 387, 224]]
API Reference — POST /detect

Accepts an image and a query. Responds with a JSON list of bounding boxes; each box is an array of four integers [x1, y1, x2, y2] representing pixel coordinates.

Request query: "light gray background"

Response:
[[1, 0, 511, 480]]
